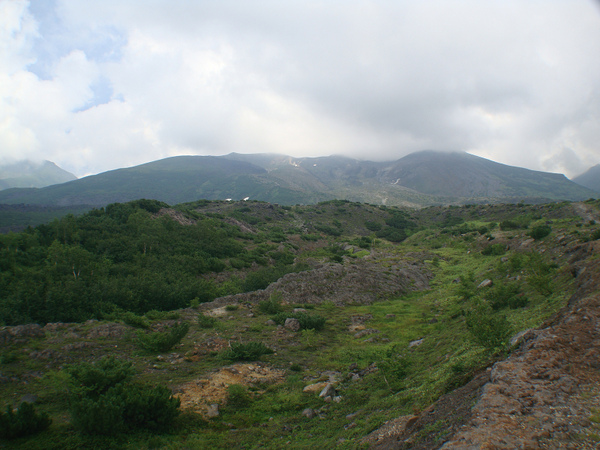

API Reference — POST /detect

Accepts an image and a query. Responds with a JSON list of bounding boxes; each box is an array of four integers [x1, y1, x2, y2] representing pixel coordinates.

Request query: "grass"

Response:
[[0, 201, 589, 448]]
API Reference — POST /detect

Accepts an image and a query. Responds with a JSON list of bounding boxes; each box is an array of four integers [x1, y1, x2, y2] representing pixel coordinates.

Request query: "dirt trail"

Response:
[[573, 202, 600, 223]]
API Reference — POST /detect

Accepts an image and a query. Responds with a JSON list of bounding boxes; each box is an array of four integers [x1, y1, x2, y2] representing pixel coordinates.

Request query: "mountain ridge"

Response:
[[0, 151, 595, 215], [0, 160, 77, 190]]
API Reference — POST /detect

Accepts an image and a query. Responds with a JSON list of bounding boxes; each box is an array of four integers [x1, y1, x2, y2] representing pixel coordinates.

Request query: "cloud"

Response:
[[1, 0, 599, 178]]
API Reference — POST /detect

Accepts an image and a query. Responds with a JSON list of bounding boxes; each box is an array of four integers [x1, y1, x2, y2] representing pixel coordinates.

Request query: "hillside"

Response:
[[0, 152, 595, 219], [0, 160, 76, 190], [573, 164, 600, 193], [1, 198, 600, 448]]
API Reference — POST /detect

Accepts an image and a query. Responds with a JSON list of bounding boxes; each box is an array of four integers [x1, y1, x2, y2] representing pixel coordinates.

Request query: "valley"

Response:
[[1, 198, 600, 448]]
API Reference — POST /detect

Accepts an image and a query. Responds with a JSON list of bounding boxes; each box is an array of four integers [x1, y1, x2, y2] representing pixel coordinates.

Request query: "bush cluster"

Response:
[[136, 322, 189, 353], [223, 342, 274, 361], [0, 403, 51, 439], [66, 356, 180, 436], [272, 311, 326, 331], [465, 309, 512, 349]]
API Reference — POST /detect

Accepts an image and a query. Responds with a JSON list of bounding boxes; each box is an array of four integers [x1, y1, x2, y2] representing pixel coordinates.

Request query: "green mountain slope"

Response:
[[573, 164, 600, 193], [0, 160, 76, 190], [0, 152, 595, 216]]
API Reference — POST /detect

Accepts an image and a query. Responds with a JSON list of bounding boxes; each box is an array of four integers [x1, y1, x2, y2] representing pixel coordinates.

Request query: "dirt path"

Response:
[[573, 202, 600, 223]]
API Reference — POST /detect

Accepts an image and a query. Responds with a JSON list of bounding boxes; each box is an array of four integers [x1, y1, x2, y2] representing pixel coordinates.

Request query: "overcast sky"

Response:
[[1, 0, 600, 178]]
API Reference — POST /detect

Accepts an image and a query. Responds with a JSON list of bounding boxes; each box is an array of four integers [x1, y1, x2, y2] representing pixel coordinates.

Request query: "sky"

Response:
[[1, 0, 600, 178]]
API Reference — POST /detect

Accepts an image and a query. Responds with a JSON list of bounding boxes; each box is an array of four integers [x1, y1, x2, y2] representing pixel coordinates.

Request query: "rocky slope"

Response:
[[368, 240, 600, 449]]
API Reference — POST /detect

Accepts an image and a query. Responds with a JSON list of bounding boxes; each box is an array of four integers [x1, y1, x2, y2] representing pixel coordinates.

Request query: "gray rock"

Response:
[[477, 279, 493, 289], [265, 319, 276, 326], [409, 338, 424, 348], [354, 328, 379, 339], [207, 403, 220, 418], [319, 383, 337, 399], [302, 408, 316, 419], [284, 318, 301, 332]]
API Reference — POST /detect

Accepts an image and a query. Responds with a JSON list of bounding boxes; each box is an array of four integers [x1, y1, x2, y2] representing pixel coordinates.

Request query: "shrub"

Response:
[[465, 309, 512, 349], [119, 383, 181, 431], [481, 243, 506, 256], [258, 292, 283, 315], [227, 384, 252, 408], [272, 312, 326, 331], [136, 323, 189, 353], [71, 383, 180, 435], [223, 342, 274, 361], [590, 229, 600, 241], [364, 221, 382, 232], [0, 403, 51, 439], [499, 220, 519, 231], [528, 225, 551, 240], [378, 345, 411, 390], [487, 283, 528, 310], [66, 356, 135, 399], [197, 312, 217, 329], [225, 305, 239, 311], [121, 312, 149, 329], [145, 310, 181, 321]]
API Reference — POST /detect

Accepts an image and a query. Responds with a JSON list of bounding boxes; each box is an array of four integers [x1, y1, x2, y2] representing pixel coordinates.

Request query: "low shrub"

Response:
[[465, 309, 512, 349], [0, 403, 51, 439], [499, 220, 519, 231], [487, 283, 528, 310], [481, 243, 506, 256], [197, 313, 217, 329], [528, 225, 551, 240], [121, 312, 149, 329], [136, 323, 189, 353], [272, 312, 326, 331], [66, 356, 135, 399], [227, 384, 252, 408], [71, 383, 180, 435], [258, 293, 283, 315], [223, 342, 274, 361]]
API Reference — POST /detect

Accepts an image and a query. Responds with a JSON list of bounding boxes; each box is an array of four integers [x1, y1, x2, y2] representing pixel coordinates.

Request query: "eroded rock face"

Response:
[[201, 251, 432, 310]]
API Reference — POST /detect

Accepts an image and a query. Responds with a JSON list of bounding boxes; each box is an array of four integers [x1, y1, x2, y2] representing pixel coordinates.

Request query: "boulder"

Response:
[[284, 318, 301, 332]]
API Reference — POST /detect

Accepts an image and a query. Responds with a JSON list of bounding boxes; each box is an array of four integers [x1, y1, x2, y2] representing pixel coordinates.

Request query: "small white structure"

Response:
[[243, 197, 250, 201]]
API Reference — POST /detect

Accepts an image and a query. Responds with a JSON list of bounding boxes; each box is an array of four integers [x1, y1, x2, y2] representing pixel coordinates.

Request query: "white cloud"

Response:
[[0, 0, 599, 178]]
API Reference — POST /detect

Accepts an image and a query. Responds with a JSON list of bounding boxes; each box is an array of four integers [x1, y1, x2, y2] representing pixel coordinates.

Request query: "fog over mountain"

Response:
[[1, 1, 600, 178]]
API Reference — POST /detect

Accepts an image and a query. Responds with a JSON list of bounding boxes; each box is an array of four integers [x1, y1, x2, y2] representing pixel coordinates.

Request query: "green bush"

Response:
[[122, 312, 149, 329], [272, 312, 326, 331], [465, 309, 512, 349], [0, 403, 51, 439], [71, 383, 180, 435], [145, 310, 181, 321], [227, 384, 252, 408], [528, 225, 551, 240], [487, 283, 528, 310], [378, 345, 411, 390], [197, 312, 217, 329], [66, 356, 135, 399], [223, 342, 274, 361], [499, 220, 520, 231], [70, 393, 125, 435], [258, 293, 283, 315], [119, 383, 181, 431], [136, 323, 189, 353], [481, 243, 506, 256]]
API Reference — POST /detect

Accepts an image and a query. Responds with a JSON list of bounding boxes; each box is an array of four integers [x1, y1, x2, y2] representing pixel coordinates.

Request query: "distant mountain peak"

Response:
[[0, 159, 77, 190]]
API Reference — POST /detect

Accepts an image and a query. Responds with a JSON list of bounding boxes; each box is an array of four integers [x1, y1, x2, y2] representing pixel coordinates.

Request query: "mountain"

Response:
[[0, 160, 77, 190], [573, 164, 600, 193], [0, 151, 595, 212]]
